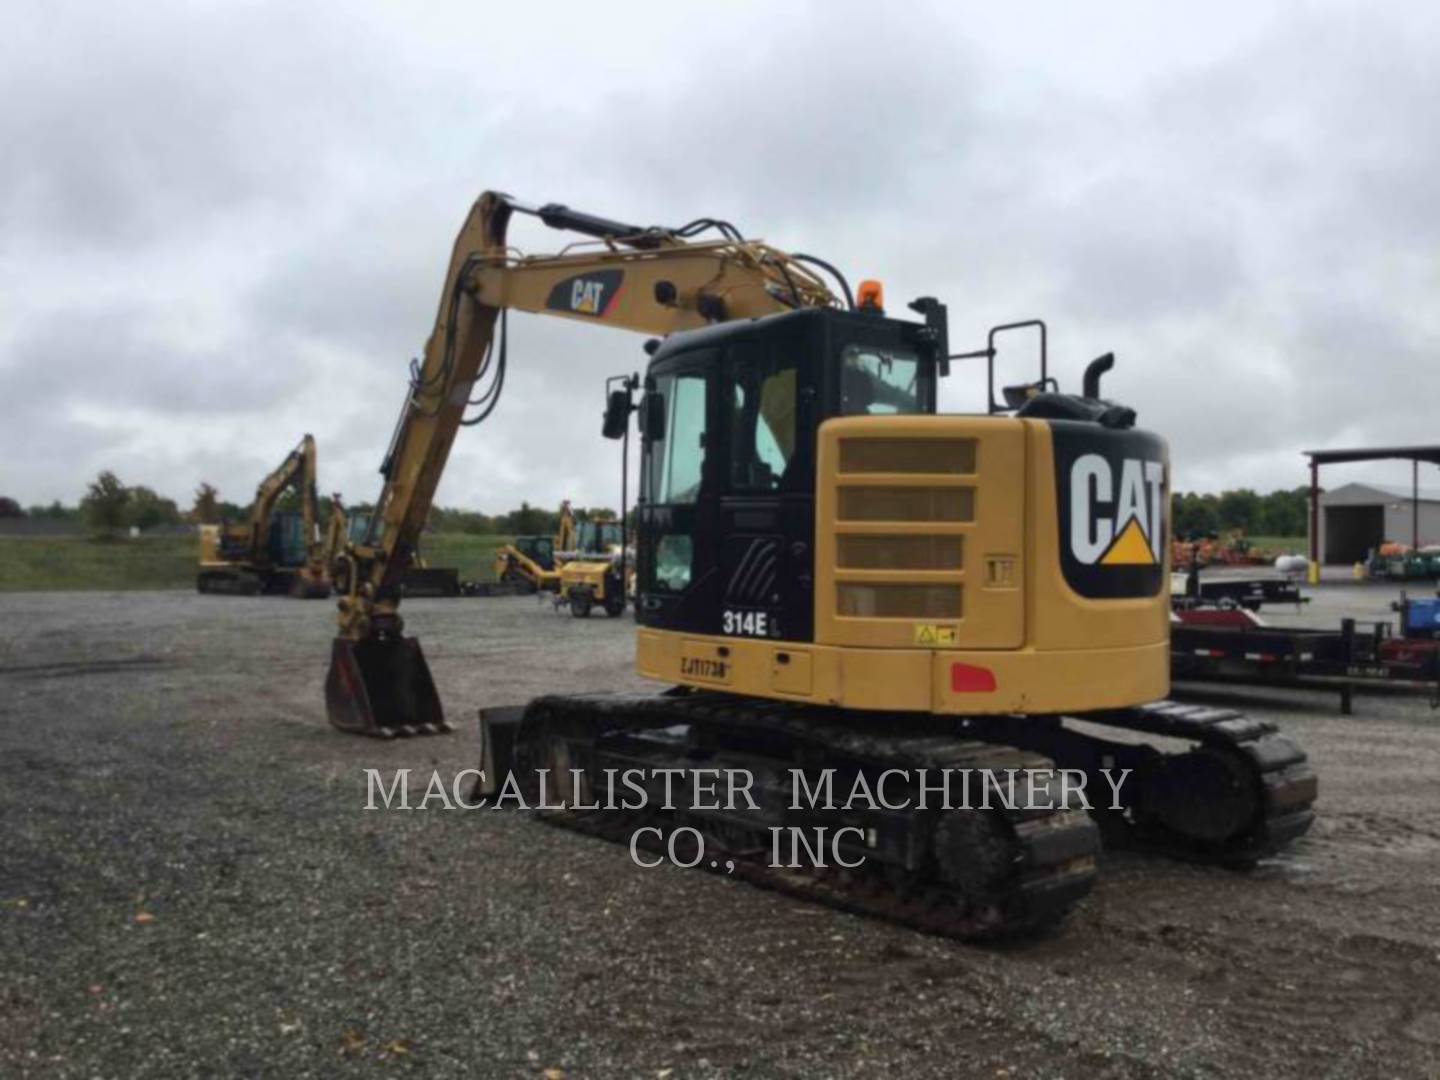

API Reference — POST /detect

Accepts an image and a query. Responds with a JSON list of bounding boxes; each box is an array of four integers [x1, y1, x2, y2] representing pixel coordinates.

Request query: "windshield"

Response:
[[840, 345, 923, 415], [347, 513, 372, 544], [577, 521, 623, 552]]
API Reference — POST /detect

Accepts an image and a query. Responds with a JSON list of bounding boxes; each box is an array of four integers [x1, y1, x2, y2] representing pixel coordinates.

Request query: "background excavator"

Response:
[[197, 434, 329, 597], [323, 191, 1317, 938]]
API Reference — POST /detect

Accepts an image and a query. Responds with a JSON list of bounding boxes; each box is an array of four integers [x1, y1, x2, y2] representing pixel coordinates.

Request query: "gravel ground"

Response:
[[2, 585, 1439, 1078]]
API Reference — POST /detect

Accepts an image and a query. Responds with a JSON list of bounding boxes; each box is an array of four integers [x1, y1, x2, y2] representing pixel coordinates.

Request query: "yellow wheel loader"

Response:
[[557, 516, 628, 617], [491, 500, 580, 593], [491, 536, 561, 593], [323, 192, 1316, 938], [325, 495, 460, 598], [197, 435, 329, 597]]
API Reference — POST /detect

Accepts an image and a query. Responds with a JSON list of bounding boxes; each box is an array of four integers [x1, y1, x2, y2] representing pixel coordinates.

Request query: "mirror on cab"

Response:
[[602, 388, 631, 440]]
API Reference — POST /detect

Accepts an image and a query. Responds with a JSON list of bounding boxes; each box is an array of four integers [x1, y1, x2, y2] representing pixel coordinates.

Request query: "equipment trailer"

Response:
[[1172, 608, 1440, 713]]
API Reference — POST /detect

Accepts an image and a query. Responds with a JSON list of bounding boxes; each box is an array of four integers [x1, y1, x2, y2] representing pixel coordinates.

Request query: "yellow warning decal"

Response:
[[1100, 517, 1156, 565], [913, 624, 959, 646]]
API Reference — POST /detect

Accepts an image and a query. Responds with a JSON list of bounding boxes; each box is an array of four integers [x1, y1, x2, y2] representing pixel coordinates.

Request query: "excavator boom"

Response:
[[326, 192, 840, 735]]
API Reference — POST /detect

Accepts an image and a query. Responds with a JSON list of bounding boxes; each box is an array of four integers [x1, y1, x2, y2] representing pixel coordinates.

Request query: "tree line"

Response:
[[1172, 487, 1309, 539], [11, 472, 1306, 540], [0, 472, 615, 537]]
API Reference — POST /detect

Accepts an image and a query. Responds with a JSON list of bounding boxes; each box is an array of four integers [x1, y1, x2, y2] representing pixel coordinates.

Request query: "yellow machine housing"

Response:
[[637, 414, 1169, 713]]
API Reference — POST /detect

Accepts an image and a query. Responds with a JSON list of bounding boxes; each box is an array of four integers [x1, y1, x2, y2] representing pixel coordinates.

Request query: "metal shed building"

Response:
[[1305, 446, 1440, 567], [1316, 482, 1440, 564]]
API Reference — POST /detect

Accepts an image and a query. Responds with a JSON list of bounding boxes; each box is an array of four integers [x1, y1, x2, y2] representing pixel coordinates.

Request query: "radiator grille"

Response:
[[838, 534, 964, 571], [837, 486, 975, 523], [839, 437, 977, 475], [837, 583, 963, 618], [819, 420, 1024, 650]]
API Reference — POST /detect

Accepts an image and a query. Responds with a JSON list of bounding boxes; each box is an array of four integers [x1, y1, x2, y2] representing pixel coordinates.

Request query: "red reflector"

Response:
[[950, 662, 996, 693]]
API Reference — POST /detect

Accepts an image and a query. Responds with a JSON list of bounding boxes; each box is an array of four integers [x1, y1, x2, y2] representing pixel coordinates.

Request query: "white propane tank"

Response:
[[1274, 554, 1308, 575]]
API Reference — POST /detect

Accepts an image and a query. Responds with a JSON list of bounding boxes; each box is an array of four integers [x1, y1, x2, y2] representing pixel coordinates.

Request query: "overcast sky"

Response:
[[3, 1, 1437, 513]]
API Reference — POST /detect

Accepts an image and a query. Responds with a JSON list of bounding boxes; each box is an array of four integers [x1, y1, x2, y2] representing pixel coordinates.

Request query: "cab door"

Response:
[[635, 351, 724, 634], [715, 338, 817, 644]]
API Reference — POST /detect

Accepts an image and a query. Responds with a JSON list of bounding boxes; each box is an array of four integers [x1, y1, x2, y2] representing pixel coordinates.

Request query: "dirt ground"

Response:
[[2, 584, 1439, 1078]]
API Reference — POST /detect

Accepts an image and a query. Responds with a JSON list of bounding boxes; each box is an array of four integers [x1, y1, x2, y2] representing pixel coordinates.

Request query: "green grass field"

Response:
[[416, 533, 514, 583], [0, 533, 516, 592]]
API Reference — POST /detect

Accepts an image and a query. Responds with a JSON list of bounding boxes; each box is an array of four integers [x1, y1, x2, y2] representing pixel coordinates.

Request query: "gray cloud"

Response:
[[3, 0, 1439, 512]]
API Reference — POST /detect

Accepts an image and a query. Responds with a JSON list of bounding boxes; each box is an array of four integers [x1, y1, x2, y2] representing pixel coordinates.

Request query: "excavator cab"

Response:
[[634, 306, 937, 640], [514, 536, 556, 570]]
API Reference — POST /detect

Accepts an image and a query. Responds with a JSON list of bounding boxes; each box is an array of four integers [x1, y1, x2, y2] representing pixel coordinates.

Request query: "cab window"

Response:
[[729, 353, 798, 492], [649, 371, 708, 504], [840, 345, 923, 415]]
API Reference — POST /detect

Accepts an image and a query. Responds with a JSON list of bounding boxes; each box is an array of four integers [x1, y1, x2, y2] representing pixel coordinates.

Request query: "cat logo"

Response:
[[571, 279, 606, 314], [1053, 427, 1168, 599], [1070, 453, 1165, 566], [545, 269, 623, 318]]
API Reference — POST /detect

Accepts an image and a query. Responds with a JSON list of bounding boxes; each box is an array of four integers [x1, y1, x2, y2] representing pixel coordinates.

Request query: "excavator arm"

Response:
[[321, 493, 347, 574], [555, 500, 576, 556], [245, 434, 319, 560], [326, 191, 842, 736]]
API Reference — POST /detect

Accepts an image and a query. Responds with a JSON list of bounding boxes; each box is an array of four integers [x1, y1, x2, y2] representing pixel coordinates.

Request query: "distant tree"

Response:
[[1172, 492, 1220, 538], [217, 500, 246, 522], [1257, 487, 1308, 537], [507, 501, 550, 536], [1216, 488, 1262, 532], [82, 471, 131, 535], [28, 501, 79, 520], [128, 486, 181, 531], [192, 483, 221, 524], [0, 497, 23, 518]]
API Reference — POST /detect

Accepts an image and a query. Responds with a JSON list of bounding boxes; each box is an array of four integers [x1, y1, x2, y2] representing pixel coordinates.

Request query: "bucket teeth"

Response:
[[325, 635, 447, 738]]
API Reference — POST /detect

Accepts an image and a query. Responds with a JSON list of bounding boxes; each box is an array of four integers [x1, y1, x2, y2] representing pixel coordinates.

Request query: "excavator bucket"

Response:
[[325, 636, 449, 738]]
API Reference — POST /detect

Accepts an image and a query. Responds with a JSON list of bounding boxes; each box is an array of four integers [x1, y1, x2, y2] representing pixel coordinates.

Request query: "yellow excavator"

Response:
[[197, 434, 328, 596], [324, 192, 1316, 937]]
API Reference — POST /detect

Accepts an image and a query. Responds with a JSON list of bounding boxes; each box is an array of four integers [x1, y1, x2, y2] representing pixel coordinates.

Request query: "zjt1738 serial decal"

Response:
[[680, 656, 729, 681]]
